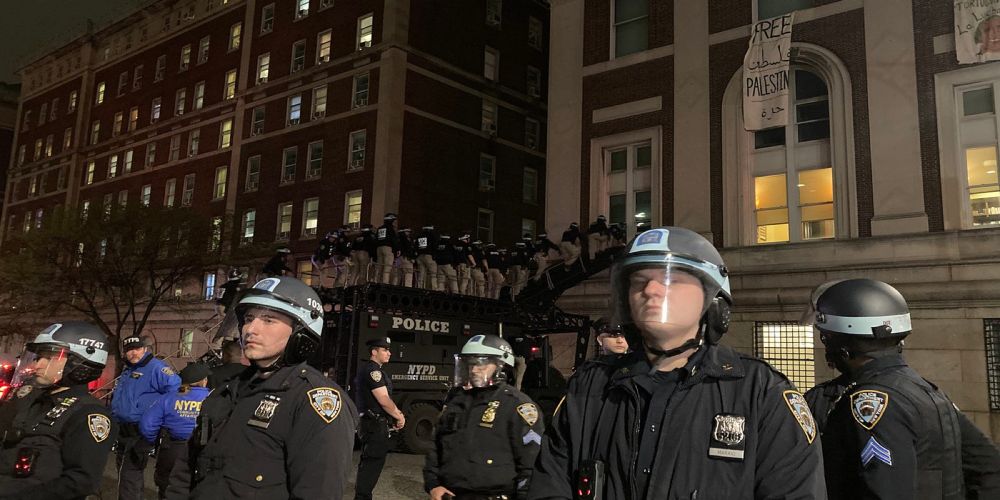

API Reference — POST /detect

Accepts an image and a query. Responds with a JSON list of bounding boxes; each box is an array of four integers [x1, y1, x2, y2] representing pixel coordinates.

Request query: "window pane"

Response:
[[753, 322, 815, 391], [967, 146, 1000, 226], [609, 149, 627, 172], [796, 101, 829, 123], [634, 191, 651, 228], [963, 87, 995, 116], [754, 127, 785, 149], [967, 146, 999, 187], [797, 168, 833, 205], [754, 174, 787, 210], [635, 144, 651, 169], [795, 69, 827, 100], [797, 120, 830, 142], [615, 0, 648, 22], [609, 194, 626, 225], [615, 20, 648, 57]]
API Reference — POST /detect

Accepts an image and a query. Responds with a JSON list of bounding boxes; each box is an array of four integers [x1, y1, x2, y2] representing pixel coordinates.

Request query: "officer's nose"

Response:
[[642, 278, 667, 298]]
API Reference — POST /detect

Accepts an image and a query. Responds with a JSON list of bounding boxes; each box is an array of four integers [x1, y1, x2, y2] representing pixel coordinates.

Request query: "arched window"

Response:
[[723, 43, 858, 247]]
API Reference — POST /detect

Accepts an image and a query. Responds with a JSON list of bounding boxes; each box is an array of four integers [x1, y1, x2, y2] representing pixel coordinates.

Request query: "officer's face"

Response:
[[628, 268, 705, 341], [124, 346, 147, 364], [371, 347, 391, 364], [31, 349, 68, 386], [241, 307, 294, 366], [468, 359, 500, 388], [598, 333, 629, 354]]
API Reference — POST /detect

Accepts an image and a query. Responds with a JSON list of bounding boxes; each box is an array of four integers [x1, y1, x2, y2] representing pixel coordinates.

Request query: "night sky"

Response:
[[0, 0, 147, 83]]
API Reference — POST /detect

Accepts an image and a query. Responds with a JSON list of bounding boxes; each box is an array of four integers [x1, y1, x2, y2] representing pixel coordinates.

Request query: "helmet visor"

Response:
[[453, 354, 502, 388], [611, 264, 721, 332], [12, 345, 70, 388]]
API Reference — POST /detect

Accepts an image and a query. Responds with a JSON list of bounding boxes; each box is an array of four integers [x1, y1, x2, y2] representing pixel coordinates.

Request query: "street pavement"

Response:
[[98, 451, 427, 499]]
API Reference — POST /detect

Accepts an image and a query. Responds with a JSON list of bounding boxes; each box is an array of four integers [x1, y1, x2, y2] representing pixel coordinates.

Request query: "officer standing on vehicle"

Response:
[[528, 227, 825, 499], [469, 240, 488, 298], [262, 247, 294, 277], [312, 231, 339, 289], [376, 213, 399, 284], [559, 223, 582, 267], [140, 362, 211, 500], [416, 225, 439, 290], [217, 269, 244, 315], [354, 337, 406, 500], [424, 335, 545, 500], [532, 232, 559, 281], [0, 321, 116, 499], [435, 235, 458, 293], [586, 215, 610, 261], [334, 227, 354, 288], [187, 276, 359, 498], [485, 243, 505, 299], [113, 335, 181, 500], [397, 227, 416, 287], [802, 279, 1000, 499], [453, 233, 472, 295]]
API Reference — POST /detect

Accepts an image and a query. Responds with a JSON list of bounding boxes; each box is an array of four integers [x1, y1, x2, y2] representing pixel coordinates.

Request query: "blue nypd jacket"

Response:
[[111, 353, 181, 424], [139, 386, 211, 442]]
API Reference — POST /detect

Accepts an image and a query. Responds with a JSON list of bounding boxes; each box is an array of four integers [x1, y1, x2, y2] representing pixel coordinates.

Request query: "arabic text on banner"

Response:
[[955, 0, 1000, 64], [743, 13, 794, 131]]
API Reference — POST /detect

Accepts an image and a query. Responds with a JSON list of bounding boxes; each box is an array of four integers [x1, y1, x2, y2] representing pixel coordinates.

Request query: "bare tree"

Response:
[[0, 204, 223, 346]]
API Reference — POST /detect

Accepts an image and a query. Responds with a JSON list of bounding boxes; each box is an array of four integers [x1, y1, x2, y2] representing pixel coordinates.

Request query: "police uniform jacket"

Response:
[[416, 231, 438, 256], [534, 238, 558, 255], [0, 384, 116, 500], [263, 255, 292, 276], [527, 344, 826, 500], [471, 248, 487, 271], [354, 360, 392, 417], [189, 362, 359, 499], [424, 383, 544, 497], [334, 238, 353, 258], [587, 221, 609, 236], [111, 353, 181, 424], [434, 242, 455, 266], [399, 233, 416, 259], [139, 386, 211, 442], [560, 228, 581, 244], [376, 223, 398, 251], [452, 241, 470, 265], [314, 239, 336, 263], [810, 353, 1000, 500]]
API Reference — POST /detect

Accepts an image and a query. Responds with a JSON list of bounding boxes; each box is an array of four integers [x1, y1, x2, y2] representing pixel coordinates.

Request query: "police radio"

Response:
[[576, 459, 604, 500], [14, 447, 38, 477]]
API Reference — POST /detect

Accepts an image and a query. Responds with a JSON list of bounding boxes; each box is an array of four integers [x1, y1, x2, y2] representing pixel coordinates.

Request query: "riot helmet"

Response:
[[454, 335, 514, 388], [234, 276, 325, 366], [383, 212, 398, 222], [12, 321, 109, 388], [610, 227, 732, 358]]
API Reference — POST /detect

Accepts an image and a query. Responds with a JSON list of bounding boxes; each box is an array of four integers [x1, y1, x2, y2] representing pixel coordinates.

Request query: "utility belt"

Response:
[[449, 490, 514, 500], [361, 411, 391, 424]]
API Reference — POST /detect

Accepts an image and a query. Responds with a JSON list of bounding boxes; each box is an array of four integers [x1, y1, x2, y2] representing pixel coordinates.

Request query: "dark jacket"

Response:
[[189, 363, 359, 499], [376, 223, 398, 251], [527, 345, 826, 499], [0, 384, 117, 500], [262, 254, 293, 277], [806, 354, 1000, 500], [425, 383, 545, 497]]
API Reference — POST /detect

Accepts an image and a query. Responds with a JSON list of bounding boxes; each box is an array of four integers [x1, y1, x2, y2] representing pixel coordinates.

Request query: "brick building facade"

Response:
[[548, 0, 1000, 439], [2, 0, 548, 366]]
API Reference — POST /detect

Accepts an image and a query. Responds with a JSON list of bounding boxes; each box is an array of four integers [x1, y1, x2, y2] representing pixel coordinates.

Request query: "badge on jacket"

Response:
[[708, 413, 746, 461], [248, 394, 281, 429], [480, 400, 500, 428], [782, 390, 817, 444], [88, 414, 111, 443], [308, 387, 343, 424], [850, 390, 889, 430]]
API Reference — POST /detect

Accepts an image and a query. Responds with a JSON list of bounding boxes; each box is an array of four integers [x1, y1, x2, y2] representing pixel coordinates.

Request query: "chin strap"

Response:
[[644, 323, 706, 364]]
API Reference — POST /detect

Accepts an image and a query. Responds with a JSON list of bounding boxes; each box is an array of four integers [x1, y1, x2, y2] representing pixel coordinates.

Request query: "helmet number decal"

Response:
[[306, 297, 322, 311]]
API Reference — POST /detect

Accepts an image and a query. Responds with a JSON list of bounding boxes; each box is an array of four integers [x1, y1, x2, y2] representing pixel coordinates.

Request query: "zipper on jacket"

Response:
[[627, 381, 642, 500]]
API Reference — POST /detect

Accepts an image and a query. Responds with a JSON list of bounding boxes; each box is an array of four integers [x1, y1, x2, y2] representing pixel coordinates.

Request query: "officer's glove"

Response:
[[133, 439, 156, 459]]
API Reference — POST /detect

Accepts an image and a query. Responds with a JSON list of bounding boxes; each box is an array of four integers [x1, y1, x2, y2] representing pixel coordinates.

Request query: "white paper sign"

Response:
[[743, 13, 795, 131]]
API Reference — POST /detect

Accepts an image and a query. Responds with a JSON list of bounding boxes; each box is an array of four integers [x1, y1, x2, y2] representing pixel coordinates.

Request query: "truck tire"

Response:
[[400, 402, 439, 454]]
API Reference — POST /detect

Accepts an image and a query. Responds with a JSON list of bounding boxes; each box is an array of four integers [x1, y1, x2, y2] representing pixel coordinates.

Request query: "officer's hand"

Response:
[[429, 486, 455, 500], [394, 415, 406, 430]]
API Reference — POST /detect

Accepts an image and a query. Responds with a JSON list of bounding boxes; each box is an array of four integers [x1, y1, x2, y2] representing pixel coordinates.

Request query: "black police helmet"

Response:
[[27, 321, 109, 385], [813, 279, 911, 339]]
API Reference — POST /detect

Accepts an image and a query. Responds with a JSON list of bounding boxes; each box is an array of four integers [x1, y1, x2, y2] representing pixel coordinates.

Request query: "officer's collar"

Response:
[[609, 344, 744, 386], [128, 352, 154, 368], [42, 383, 88, 401], [855, 351, 906, 377]]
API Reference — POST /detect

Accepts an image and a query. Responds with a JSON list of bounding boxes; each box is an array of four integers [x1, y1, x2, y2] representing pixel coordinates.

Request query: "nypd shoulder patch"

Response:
[[88, 414, 112, 443], [308, 387, 343, 424], [161, 366, 175, 376], [851, 389, 889, 430], [517, 403, 539, 426], [782, 390, 818, 444], [370, 370, 382, 383]]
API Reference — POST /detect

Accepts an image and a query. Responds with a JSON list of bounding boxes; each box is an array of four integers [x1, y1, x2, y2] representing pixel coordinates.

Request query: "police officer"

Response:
[[416, 225, 439, 290], [593, 318, 629, 356], [802, 279, 1000, 499], [559, 223, 582, 267], [334, 227, 354, 288], [262, 247, 294, 277], [608, 222, 627, 247], [312, 231, 339, 289], [354, 337, 405, 500], [351, 224, 377, 285], [112, 334, 181, 500], [397, 227, 416, 287], [528, 227, 826, 499], [509, 241, 531, 296], [586, 215, 610, 260], [0, 321, 116, 499], [376, 213, 399, 284], [532, 232, 559, 281], [435, 235, 458, 293], [485, 243, 505, 299], [469, 240, 488, 298], [454, 233, 473, 295], [188, 276, 359, 498], [140, 362, 211, 500], [217, 269, 243, 315], [424, 335, 544, 500]]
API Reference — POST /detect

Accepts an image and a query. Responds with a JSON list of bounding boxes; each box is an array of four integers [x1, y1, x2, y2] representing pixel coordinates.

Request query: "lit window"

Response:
[[312, 86, 327, 118], [108, 154, 119, 178], [349, 130, 366, 171], [181, 173, 195, 206], [203, 273, 217, 301], [96, 82, 106, 104], [965, 146, 1000, 227], [344, 190, 362, 228], [291, 40, 306, 72], [34, 139, 42, 160], [295, 0, 309, 19], [319, 0, 333, 10], [124, 150, 134, 172], [49, 98, 58, 120], [282, 147, 297, 184], [230, 22, 242, 50], [214, 166, 227, 199], [220, 119, 233, 148], [224, 69, 237, 99], [605, 142, 653, 238], [303, 198, 319, 237], [113, 112, 123, 136], [753, 322, 816, 391], [479, 154, 495, 191], [175, 88, 187, 116], [188, 129, 200, 157], [484, 47, 499, 81], [198, 36, 210, 64], [257, 53, 270, 84], [141, 184, 151, 206], [128, 107, 139, 131], [68, 90, 78, 112], [277, 202, 293, 240], [613, 0, 649, 58], [180, 44, 191, 71], [287, 95, 302, 125], [118, 190, 128, 208], [260, 4, 274, 34], [353, 73, 370, 108], [164, 178, 176, 207], [357, 14, 373, 50], [146, 142, 157, 167], [242, 209, 256, 245], [307, 141, 323, 179], [245, 155, 261, 191], [317, 30, 332, 63], [44, 135, 53, 157], [151, 97, 162, 122], [63, 128, 73, 149]]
